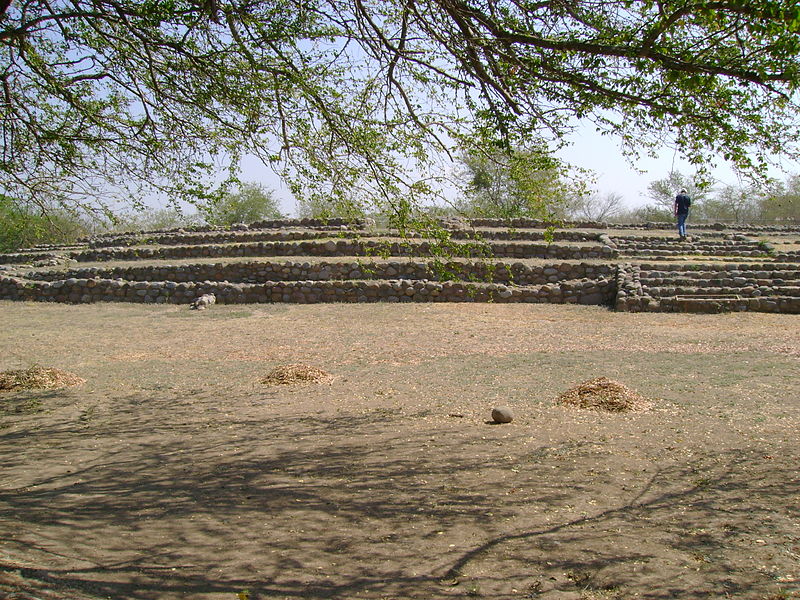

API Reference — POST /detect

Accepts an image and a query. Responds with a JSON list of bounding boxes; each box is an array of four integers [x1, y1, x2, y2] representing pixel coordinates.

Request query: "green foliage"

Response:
[[112, 208, 202, 233], [757, 240, 776, 255], [410, 215, 493, 281], [204, 182, 283, 226], [698, 184, 763, 223], [2, 0, 800, 229], [760, 174, 800, 223], [0, 196, 93, 252], [455, 148, 589, 219], [620, 204, 675, 223], [646, 172, 710, 210], [296, 195, 366, 221]]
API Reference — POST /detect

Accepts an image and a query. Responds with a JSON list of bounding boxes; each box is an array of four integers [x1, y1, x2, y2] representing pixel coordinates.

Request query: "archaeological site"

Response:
[[1, 218, 799, 313]]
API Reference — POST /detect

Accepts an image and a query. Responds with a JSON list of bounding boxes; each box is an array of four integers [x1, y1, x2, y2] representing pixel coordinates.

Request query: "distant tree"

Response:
[[205, 183, 283, 226], [0, 196, 94, 251], [296, 195, 368, 221], [618, 204, 674, 223], [638, 174, 799, 224], [566, 192, 625, 222], [112, 208, 202, 233], [760, 174, 800, 223], [646, 172, 710, 211], [456, 149, 590, 219], [699, 184, 763, 223]]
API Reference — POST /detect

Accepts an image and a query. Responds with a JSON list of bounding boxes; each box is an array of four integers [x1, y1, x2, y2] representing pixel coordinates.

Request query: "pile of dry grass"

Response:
[[556, 376, 652, 413], [261, 364, 334, 385], [0, 366, 85, 392]]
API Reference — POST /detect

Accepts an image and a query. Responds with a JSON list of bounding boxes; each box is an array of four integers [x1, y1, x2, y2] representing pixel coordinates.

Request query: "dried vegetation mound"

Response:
[[0, 366, 85, 392], [556, 376, 652, 413], [261, 364, 334, 385]]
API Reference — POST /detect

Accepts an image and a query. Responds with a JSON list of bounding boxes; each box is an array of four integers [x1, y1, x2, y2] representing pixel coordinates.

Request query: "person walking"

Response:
[[674, 189, 691, 240]]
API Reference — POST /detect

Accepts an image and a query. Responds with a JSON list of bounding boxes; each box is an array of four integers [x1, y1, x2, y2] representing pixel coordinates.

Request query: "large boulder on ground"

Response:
[[491, 406, 514, 423]]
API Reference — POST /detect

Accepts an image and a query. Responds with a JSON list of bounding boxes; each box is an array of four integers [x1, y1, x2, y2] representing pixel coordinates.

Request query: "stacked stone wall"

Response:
[[775, 251, 800, 262], [82, 217, 363, 242], [615, 263, 800, 313], [86, 228, 602, 250], [23, 260, 614, 287], [656, 296, 800, 313], [69, 239, 617, 263], [0, 251, 61, 265], [450, 230, 602, 242], [0, 274, 616, 306], [87, 230, 338, 248], [613, 237, 771, 258], [614, 264, 645, 311]]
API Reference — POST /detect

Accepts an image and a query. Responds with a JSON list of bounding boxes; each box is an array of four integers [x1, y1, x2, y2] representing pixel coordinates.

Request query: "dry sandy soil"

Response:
[[0, 301, 798, 600]]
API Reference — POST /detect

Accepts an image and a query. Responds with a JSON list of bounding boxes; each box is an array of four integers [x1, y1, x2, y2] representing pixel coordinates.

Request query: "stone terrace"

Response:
[[1, 218, 798, 313]]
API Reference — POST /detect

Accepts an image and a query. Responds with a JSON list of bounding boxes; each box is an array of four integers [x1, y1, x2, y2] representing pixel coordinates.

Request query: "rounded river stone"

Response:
[[491, 406, 514, 424]]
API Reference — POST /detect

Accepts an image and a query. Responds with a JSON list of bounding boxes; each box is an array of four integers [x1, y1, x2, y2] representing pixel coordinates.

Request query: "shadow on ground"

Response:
[[1, 386, 798, 599]]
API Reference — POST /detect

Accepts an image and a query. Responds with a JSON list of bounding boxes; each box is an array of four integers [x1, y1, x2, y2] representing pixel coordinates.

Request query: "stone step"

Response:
[[615, 241, 759, 249], [23, 259, 615, 287], [448, 230, 601, 242], [0, 251, 67, 265], [0, 275, 616, 306], [640, 275, 800, 287], [642, 285, 800, 298], [620, 248, 768, 257], [87, 229, 351, 248], [639, 266, 800, 275], [658, 295, 800, 314], [84, 217, 363, 242], [69, 239, 617, 263], [636, 261, 799, 270], [87, 227, 603, 249]]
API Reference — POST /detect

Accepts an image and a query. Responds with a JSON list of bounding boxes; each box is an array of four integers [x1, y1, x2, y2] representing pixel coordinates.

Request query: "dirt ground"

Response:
[[0, 301, 798, 600]]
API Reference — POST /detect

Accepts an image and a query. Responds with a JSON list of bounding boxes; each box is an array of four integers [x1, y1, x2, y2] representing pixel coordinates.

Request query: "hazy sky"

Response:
[[554, 120, 796, 207]]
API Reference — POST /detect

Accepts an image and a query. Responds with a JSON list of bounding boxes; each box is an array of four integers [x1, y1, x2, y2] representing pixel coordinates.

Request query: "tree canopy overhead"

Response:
[[2, 0, 800, 219]]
